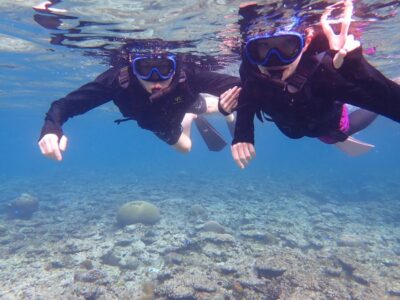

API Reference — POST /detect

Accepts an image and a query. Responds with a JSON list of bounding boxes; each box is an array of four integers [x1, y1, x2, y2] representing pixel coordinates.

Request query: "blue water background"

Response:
[[1, 0, 400, 197]]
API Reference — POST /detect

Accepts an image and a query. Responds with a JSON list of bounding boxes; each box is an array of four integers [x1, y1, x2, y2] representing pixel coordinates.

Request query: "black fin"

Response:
[[194, 116, 227, 152]]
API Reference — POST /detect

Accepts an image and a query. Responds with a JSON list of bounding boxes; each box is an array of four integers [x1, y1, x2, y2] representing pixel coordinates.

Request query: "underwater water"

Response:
[[0, 0, 400, 299]]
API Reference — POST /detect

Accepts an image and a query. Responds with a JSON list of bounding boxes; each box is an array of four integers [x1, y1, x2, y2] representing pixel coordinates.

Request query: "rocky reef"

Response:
[[117, 201, 161, 226], [6, 193, 39, 219], [0, 173, 399, 299]]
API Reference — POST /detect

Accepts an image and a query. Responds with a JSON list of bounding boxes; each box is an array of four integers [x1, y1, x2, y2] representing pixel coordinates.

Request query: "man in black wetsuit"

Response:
[[38, 51, 240, 161], [229, 1, 400, 168]]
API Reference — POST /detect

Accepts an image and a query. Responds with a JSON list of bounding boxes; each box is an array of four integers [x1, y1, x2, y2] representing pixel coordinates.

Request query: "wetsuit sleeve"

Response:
[[232, 88, 256, 145], [39, 67, 120, 139], [188, 70, 241, 96], [333, 47, 400, 122]]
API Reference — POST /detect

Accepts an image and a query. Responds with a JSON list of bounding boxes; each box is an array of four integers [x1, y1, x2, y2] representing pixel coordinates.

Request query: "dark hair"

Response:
[[303, 27, 330, 56]]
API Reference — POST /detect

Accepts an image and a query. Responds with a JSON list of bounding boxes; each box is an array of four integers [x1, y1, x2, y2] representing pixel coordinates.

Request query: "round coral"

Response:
[[117, 201, 160, 226], [7, 193, 39, 219]]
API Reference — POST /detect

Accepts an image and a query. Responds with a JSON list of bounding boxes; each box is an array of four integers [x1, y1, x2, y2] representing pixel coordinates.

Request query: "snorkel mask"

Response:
[[131, 53, 177, 82], [245, 31, 304, 67]]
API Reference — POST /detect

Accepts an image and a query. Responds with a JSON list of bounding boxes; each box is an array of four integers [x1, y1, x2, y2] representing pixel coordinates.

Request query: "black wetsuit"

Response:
[[233, 44, 400, 145], [40, 65, 240, 145]]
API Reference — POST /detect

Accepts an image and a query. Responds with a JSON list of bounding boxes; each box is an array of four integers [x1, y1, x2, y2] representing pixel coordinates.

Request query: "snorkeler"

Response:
[[38, 51, 240, 161], [228, 0, 400, 168]]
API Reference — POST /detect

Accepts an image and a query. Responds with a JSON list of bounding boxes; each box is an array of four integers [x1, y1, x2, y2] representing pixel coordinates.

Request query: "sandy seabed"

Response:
[[0, 172, 399, 300]]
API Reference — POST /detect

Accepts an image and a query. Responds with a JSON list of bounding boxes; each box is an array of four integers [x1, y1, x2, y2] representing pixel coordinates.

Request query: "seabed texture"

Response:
[[0, 173, 399, 299]]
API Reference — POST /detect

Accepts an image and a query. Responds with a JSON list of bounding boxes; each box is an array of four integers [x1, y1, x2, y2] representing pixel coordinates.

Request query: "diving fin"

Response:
[[335, 136, 375, 157], [194, 116, 227, 152]]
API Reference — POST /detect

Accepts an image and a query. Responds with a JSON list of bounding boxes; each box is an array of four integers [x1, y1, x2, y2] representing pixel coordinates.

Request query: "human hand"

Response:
[[33, 1, 67, 13], [219, 86, 241, 114], [321, 0, 360, 69], [231, 142, 256, 169], [239, 2, 258, 9], [38, 134, 68, 161]]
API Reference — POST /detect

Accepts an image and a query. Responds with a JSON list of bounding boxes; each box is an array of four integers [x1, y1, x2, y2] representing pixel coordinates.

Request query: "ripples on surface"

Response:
[[0, 0, 399, 106]]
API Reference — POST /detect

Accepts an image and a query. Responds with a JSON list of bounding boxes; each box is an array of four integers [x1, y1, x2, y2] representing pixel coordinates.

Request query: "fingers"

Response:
[[59, 135, 68, 152], [32, 1, 52, 11], [341, 0, 353, 38], [239, 2, 258, 9], [332, 34, 360, 69], [231, 144, 245, 169], [333, 49, 347, 69], [231, 142, 256, 169], [321, 0, 358, 58], [239, 143, 256, 168], [38, 133, 63, 161], [220, 88, 238, 113], [32, 1, 67, 13], [224, 89, 239, 112], [247, 143, 256, 158], [344, 34, 360, 52], [220, 86, 241, 113], [321, 6, 335, 43]]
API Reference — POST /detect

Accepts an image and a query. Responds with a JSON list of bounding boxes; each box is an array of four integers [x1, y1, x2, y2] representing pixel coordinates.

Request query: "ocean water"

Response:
[[1, 1, 399, 299]]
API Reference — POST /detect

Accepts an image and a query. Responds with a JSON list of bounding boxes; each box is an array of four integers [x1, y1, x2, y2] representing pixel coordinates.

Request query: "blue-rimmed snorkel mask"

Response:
[[131, 53, 177, 82], [245, 31, 304, 67]]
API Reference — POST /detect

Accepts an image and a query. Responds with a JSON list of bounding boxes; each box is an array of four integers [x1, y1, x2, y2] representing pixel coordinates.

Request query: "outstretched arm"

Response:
[[231, 88, 258, 168], [172, 113, 197, 153], [321, 0, 400, 122], [38, 67, 119, 160]]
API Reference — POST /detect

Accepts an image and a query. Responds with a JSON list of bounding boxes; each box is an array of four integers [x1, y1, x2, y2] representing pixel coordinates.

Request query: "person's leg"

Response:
[[203, 94, 219, 114], [172, 113, 197, 153], [347, 109, 378, 136], [198, 93, 235, 121], [200, 93, 236, 138], [318, 105, 376, 156], [334, 108, 377, 156]]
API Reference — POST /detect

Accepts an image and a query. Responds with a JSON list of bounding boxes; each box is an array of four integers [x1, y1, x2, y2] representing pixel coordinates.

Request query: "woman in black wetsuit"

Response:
[[38, 51, 241, 161], [229, 0, 400, 168], [34, 1, 242, 161]]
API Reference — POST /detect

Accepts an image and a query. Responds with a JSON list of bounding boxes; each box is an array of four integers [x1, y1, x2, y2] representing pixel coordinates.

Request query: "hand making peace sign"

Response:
[[321, 0, 361, 69]]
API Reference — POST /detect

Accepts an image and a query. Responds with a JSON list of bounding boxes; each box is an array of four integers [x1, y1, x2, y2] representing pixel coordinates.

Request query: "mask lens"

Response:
[[134, 59, 153, 77], [133, 56, 176, 81], [155, 59, 174, 76], [246, 34, 303, 66], [272, 35, 302, 59], [247, 39, 268, 64]]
